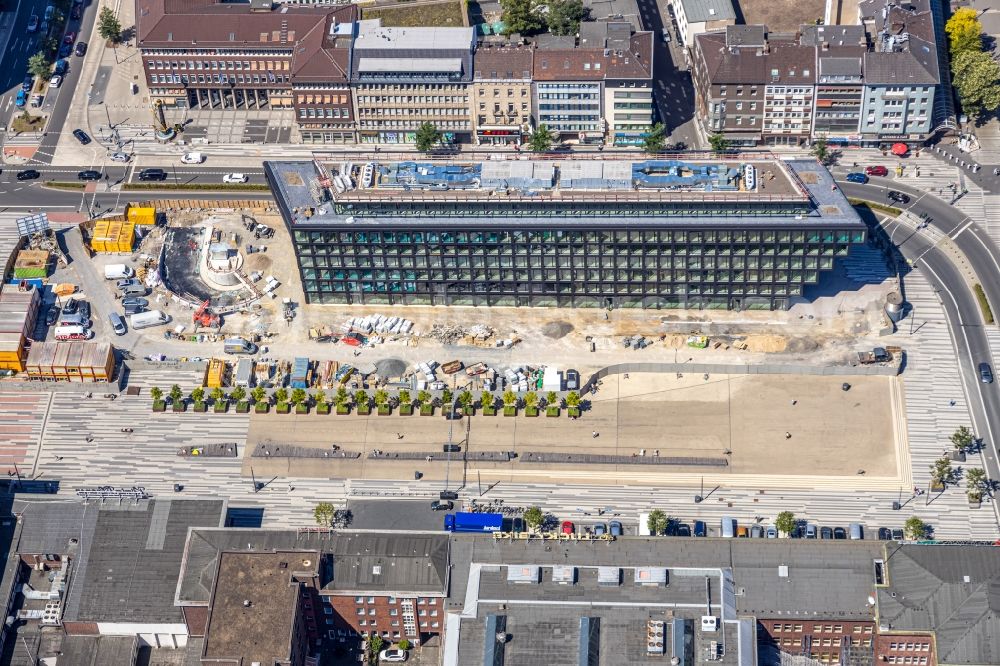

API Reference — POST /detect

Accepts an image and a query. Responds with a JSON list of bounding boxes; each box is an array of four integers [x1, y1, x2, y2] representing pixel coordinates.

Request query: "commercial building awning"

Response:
[[722, 133, 762, 141], [358, 58, 462, 74]]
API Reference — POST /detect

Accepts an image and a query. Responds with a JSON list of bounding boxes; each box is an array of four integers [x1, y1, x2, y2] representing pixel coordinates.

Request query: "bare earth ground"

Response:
[[244, 373, 899, 487]]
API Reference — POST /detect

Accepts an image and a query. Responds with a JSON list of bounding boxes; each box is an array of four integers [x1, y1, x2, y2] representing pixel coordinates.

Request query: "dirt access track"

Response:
[[244, 373, 906, 491]]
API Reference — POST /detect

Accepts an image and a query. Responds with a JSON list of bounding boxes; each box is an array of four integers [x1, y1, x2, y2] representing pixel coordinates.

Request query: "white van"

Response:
[[55, 325, 92, 341], [104, 264, 134, 280], [721, 517, 737, 538], [129, 310, 170, 329]]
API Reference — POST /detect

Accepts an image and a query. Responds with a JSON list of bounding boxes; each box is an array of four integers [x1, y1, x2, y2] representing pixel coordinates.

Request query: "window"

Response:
[[368, 597, 376, 603]]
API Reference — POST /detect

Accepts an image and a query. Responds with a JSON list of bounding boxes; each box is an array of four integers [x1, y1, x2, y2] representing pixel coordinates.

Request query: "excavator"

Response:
[[193, 299, 221, 330]]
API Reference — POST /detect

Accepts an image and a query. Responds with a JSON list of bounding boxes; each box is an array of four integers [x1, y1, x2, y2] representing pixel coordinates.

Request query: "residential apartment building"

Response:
[[352, 22, 475, 145], [136, 0, 356, 120], [471, 45, 534, 145], [533, 23, 654, 145], [692, 0, 942, 147]]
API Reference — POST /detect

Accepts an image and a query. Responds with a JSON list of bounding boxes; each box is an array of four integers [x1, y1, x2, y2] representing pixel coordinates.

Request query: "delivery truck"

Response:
[[224, 337, 257, 355], [443, 512, 503, 533]]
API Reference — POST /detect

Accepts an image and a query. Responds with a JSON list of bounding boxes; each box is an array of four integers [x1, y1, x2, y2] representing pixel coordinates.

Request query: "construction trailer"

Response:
[[25, 342, 114, 382], [0, 286, 41, 372]]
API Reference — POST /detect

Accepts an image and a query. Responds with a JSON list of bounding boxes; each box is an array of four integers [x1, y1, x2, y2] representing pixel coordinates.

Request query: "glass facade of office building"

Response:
[[267, 160, 867, 310]]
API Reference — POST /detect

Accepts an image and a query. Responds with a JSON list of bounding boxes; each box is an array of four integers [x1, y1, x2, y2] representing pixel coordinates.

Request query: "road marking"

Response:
[[950, 219, 975, 240]]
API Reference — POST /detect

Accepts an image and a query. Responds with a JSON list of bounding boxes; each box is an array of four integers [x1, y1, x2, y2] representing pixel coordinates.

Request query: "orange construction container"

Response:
[[205, 358, 227, 388], [26, 342, 113, 382]]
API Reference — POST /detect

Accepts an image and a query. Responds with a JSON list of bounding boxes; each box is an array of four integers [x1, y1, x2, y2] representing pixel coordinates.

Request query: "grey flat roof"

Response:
[[57, 635, 137, 666], [358, 57, 463, 73], [178, 529, 450, 604], [677, 0, 736, 23], [355, 21, 474, 51]]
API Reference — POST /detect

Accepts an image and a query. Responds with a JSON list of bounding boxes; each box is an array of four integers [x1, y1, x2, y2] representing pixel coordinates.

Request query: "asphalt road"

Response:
[[0, 0, 52, 117], [842, 180, 1000, 495]]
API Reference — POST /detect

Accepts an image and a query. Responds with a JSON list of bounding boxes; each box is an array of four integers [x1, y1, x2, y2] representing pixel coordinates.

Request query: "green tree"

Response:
[[354, 389, 369, 409], [480, 390, 494, 409], [565, 391, 581, 408], [775, 511, 796, 536], [903, 516, 929, 540], [945, 7, 982, 55], [230, 386, 247, 404], [458, 390, 474, 410], [931, 457, 954, 486], [290, 388, 307, 407], [398, 389, 411, 406], [811, 137, 830, 165], [334, 387, 349, 408], [966, 467, 988, 501], [952, 49, 1000, 120], [313, 389, 326, 406], [313, 502, 335, 526], [398, 639, 411, 651], [709, 133, 729, 153], [416, 390, 431, 406], [647, 509, 669, 535], [190, 387, 205, 405], [523, 506, 544, 529], [502, 389, 518, 407], [524, 392, 539, 410], [951, 425, 974, 452], [150, 387, 163, 403], [500, 0, 544, 35], [642, 122, 667, 153], [273, 387, 289, 406], [545, 391, 559, 408], [547, 0, 586, 35], [414, 122, 441, 152], [250, 386, 266, 404], [374, 389, 389, 408], [528, 124, 554, 152], [369, 635, 385, 660], [27, 52, 51, 81], [209, 387, 226, 404], [97, 6, 122, 42], [169, 384, 183, 404]]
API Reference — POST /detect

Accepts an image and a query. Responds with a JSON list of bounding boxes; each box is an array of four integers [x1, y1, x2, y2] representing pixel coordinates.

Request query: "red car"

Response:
[[864, 165, 888, 177], [63, 32, 76, 44], [561, 520, 575, 534]]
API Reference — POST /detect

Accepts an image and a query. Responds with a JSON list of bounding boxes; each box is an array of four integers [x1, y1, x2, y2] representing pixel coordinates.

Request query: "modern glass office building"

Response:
[[265, 156, 867, 310]]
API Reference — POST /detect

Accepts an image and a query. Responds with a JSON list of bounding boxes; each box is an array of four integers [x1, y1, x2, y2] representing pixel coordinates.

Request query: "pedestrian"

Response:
[[55, 456, 63, 461], [949, 400, 956, 407], [784, 431, 791, 439], [791, 399, 797, 405], [592, 431, 599, 438]]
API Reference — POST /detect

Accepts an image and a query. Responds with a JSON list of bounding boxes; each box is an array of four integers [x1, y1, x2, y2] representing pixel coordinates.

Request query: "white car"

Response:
[[109, 152, 130, 163], [48, 75, 62, 88], [180, 152, 203, 164], [378, 649, 408, 663], [223, 173, 248, 184]]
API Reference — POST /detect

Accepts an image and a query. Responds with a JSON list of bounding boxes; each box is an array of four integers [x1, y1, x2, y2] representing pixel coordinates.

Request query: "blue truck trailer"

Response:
[[444, 512, 503, 533]]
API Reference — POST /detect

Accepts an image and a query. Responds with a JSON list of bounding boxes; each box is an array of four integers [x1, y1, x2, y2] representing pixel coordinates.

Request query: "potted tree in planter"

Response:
[[315, 389, 329, 415], [375, 390, 391, 416], [169, 384, 185, 412], [442, 388, 453, 406], [524, 391, 539, 417], [291, 388, 308, 414], [950, 425, 973, 462], [191, 387, 207, 413], [930, 457, 953, 492], [418, 390, 434, 416], [251, 386, 269, 413], [565, 391, 581, 418], [151, 387, 165, 412], [458, 390, 474, 416], [481, 390, 495, 416], [274, 388, 290, 414], [546, 391, 560, 417], [966, 467, 987, 508], [398, 389, 413, 416], [355, 390, 370, 415], [211, 387, 228, 413], [231, 386, 249, 413], [335, 387, 350, 415], [502, 390, 518, 417]]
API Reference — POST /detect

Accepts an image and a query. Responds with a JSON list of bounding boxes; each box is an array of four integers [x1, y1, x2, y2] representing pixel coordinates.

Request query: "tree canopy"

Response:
[[709, 132, 729, 153], [643, 122, 667, 153], [646, 509, 668, 535], [547, 0, 587, 36], [27, 52, 51, 81], [414, 122, 441, 152], [97, 7, 122, 42], [952, 49, 1000, 120], [528, 124, 554, 152], [945, 7, 982, 56], [500, 0, 545, 35]]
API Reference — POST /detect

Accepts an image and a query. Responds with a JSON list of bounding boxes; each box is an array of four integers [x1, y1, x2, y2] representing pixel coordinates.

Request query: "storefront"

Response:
[[613, 132, 646, 147], [476, 126, 522, 145]]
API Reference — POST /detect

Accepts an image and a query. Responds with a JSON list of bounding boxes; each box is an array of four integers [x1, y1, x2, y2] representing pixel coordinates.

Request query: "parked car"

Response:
[[891, 528, 905, 541], [77, 170, 101, 181], [561, 520, 574, 534], [45, 306, 60, 326], [108, 312, 127, 336], [137, 168, 167, 181], [30, 94, 43, 108], [805, 524, 817, 539], [181, 152, 204, 164], [63, 32, 76, 44], [70, 4, 81, 18], [27, 14, 39, 32], [62, 298, 79, 315], [124, 302, 146, 315], [846, 172, 869, 184], [48, 75, 62, 88], [878, 527, 892, 541], [864, 165, 888, 177], [820, 526, 833, 540], [565, 368, 580, 390], [16, 169, 39, 181], [14, 89, 26, 108], [766, 526, 778, 539], [736, 526, 749, 538], [74, 41, 87, 56], [59, 42, 72, 58], [53, 59, 68, 75], [750, 525, 764, 538], [378, 649, 408, 663], [662, 28, 671, 43], [429, 500, 452, 511], [109, 151, 130, 163], [887, 190, 910, 204], [72, 129, 91, 145], [675, 523, 691, 537], [22, 76, 33, 92], [223, 172, 249, 183], [121, 297, 148, 309], [609, 520, 622, 537], [833, 527, 847, 539], [116, 278, 140, 290], [512, 517, 524, 533], [593, 523, 607, 536], [979, 362, 993, 384], [693, 520, 706, 537]]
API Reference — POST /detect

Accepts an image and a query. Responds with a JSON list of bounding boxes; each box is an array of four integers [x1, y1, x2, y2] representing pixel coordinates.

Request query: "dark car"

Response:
[[72, 129, 91, 145], [16, 169, 40, 181], [62, 298, 79, 315], [833, 526, 847, 540], [22, 76, 33, 92], [59, 42, 72, 58], [891, 528, 905, 541], [846, 172, 869, 184], [74, 41, 87, 56], [430, 500, 453, 511], [864, 165, 888, 177], [593, 523, 607, 536], [877, 527, 892, 541], [121, 297, 148, 309], [675, 523, 691, 537], [609, 520, 623, 537], [77, 170, 101, 181], [979, 362, 994, 384], [71, 4, 81, 18], [693, 520, 706, 537], [77, 301, 90, 320], [820, 526, 834, 540], [45, 306, 60, 326], [512, 517, 524, 533], [887, 190, 910, 204], [138, 168, 168, 181]]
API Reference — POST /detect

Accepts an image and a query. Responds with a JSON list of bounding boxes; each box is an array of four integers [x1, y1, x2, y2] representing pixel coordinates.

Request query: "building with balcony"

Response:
[[351, 21, 475, 145], [471, 45, 534, 146], [265, 155, 866, 311], [801, 26, 867, 143]]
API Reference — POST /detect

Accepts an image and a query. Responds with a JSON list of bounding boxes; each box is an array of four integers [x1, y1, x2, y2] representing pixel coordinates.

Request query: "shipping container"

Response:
[[205, 358, 227, 388], [26, 342, 113, 381], [290, 357, 312, 389], [234, 359, 254, 388], [126, 205, 155, 226]]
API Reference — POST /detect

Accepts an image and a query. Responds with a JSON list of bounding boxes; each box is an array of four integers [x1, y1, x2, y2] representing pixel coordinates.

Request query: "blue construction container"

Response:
[[289, 357, 311, 389]]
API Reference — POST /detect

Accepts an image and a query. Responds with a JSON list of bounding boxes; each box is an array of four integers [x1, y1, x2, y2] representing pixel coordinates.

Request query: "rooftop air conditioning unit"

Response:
[[701, 616, 718, 632]]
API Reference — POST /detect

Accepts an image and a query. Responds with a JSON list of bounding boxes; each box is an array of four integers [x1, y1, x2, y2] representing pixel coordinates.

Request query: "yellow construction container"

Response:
[[90, 219, 135, 253], [127, 205, 155, 227], [205, 358, 227, 388]]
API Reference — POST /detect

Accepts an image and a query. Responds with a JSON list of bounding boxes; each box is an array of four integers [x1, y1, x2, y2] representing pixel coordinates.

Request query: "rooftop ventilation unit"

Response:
[[701, 616, 718, 632]]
